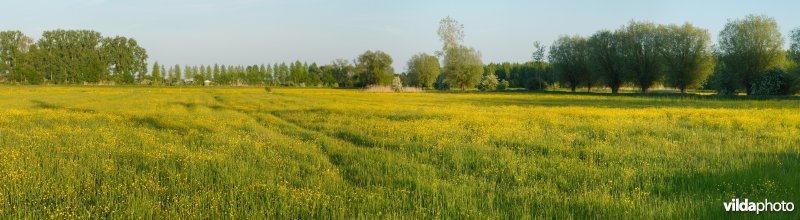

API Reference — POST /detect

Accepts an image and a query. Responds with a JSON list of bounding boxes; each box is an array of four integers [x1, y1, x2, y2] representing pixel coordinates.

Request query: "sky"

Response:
[[1, 0, 798, 72]]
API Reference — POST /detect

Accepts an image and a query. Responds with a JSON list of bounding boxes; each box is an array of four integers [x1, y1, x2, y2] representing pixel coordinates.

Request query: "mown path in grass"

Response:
[[0, 86, 798, 218]]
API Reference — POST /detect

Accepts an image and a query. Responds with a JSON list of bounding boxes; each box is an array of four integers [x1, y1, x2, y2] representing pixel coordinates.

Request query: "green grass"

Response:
[[0, 86, 798, 218]]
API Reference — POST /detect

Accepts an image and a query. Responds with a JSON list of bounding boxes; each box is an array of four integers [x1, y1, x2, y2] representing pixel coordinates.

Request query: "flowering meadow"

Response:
[[0, 86, 798, 218]]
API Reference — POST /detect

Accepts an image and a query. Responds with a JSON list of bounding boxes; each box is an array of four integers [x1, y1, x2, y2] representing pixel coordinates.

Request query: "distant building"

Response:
[[204, 80, 212, 86], [183, 78, 194, 84]]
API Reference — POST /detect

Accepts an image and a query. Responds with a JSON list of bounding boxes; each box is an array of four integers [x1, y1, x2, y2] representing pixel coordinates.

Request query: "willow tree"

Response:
[[717, 15, 785, 95], [658, 23, 715, 94], [355, 50, 394, 87], [588, 30, 625, 93], [549, 35, 590, 92], [619, 21, 664, 93], [438, 16, 483, 90], [406, 53, 440, 88]]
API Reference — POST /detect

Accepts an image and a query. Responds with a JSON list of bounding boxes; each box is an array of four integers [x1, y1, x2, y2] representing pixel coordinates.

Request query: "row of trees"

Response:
[[3, 15, 799, 96], [0, 30, 147, 84], [548, 15, 800, 95]]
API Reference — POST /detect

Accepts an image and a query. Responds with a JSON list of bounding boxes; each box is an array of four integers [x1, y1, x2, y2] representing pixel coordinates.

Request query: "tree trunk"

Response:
[[571, 85, 577, 92], [641, 86, 648, 94], [587, 84, 592, 93], [611, 86, 619, 94], [680, 87, 687, 94]]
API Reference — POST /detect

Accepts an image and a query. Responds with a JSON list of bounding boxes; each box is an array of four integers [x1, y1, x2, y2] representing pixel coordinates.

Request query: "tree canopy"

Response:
[[406, 53, 440, 89], [717, 15, 785, 95]]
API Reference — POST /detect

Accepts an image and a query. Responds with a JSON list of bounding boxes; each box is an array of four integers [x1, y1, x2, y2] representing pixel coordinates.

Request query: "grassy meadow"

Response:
[[0, 86, 798, 218]]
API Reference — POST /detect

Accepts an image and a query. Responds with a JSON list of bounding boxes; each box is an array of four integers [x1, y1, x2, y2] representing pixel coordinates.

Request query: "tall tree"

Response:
[[101, 36, 148, 84], [152, 62, 161, 85], [330, 59, 354, 87], [717, 15, 785, 95], [0, 31, 33, 82], [355, 50, 394, 87], [174, 64, 182, 81], [532, 41, 547, 63], [438, 17, 484, 90], [619, 21, 665, 93], [443, 46, 484, 90], [658, 23, 715, 94], [437, 16, 464, 55], [789, 27, 800, 64], [406, 53, 441, 88], [588, 30, 625, 93], [36, 30, 106, 84], [550, 35, 591, 92]]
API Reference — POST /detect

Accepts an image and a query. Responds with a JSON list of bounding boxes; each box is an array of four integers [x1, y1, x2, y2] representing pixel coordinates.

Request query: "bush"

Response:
[[525, 77, 549, 90], [391, 76, 403, 92], [264, 86, 272, 93], [751, 67, 799, 95], [477, 74, 498, 91], [434, 74, 449, 91], [497, 80, 509, 91]]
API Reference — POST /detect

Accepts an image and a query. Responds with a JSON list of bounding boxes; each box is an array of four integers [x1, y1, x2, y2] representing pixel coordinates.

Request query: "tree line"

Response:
[[0, 30, 147, 85], [547, 14, 800, 95], [2, 14, 800, 96]]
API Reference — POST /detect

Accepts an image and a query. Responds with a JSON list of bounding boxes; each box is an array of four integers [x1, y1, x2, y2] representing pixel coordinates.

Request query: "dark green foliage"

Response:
[[619, 21, 664, 93], [549, 35, 590, 92], [751, 67, 800, 95], [525, 77, 548, 90], [707, 59, 739, 95], [497, 80, 509, 90], [588, 30, 625, 93], [485, 62, 551, 88]]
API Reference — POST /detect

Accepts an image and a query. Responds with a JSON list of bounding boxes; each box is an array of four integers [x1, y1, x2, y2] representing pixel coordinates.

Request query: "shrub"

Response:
[[497, 80, 509, 91], [264, 86, 272, 93], [391, 76, 403, 92], [434, 74, 449, 91], [477, 74, 498, 91], [525, 77, 549, 90], [751, 67, 800, 95]]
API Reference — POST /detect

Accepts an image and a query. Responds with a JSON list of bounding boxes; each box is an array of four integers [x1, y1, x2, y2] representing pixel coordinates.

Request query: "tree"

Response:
[[101, 36, 148, 84], [355, 50, 394, 87], [437, 16, 464, 54], [438, 17, 483, 90], [174, 64, 182, 82], [35, 30, 106, 84], [152, 62, 161, 85], [406, 53, 440, 88], [532, 41, 547, 63], [588, 30, 625, 93], [658, 23, 715, 94], [330, 59, 354, 87], [717, 15, 785, 95], [0, 31, 33, 83], [443, 46, 484, 90], [619, 21, 665, 93], [790, 27, 800, 64], [549, 35, 590, 92]]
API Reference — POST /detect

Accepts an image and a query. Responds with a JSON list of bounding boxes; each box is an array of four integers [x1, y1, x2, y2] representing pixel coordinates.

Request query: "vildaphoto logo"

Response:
[[724, 198, 795, 214]]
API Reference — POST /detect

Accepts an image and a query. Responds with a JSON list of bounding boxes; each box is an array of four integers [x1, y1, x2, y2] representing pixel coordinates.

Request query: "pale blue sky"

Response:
[[1, 0, 798, 71]]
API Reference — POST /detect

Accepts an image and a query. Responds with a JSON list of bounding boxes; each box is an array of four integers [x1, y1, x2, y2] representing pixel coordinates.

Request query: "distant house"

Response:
[[204, 80, 212, 86], [183, 78, 194, 84]]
